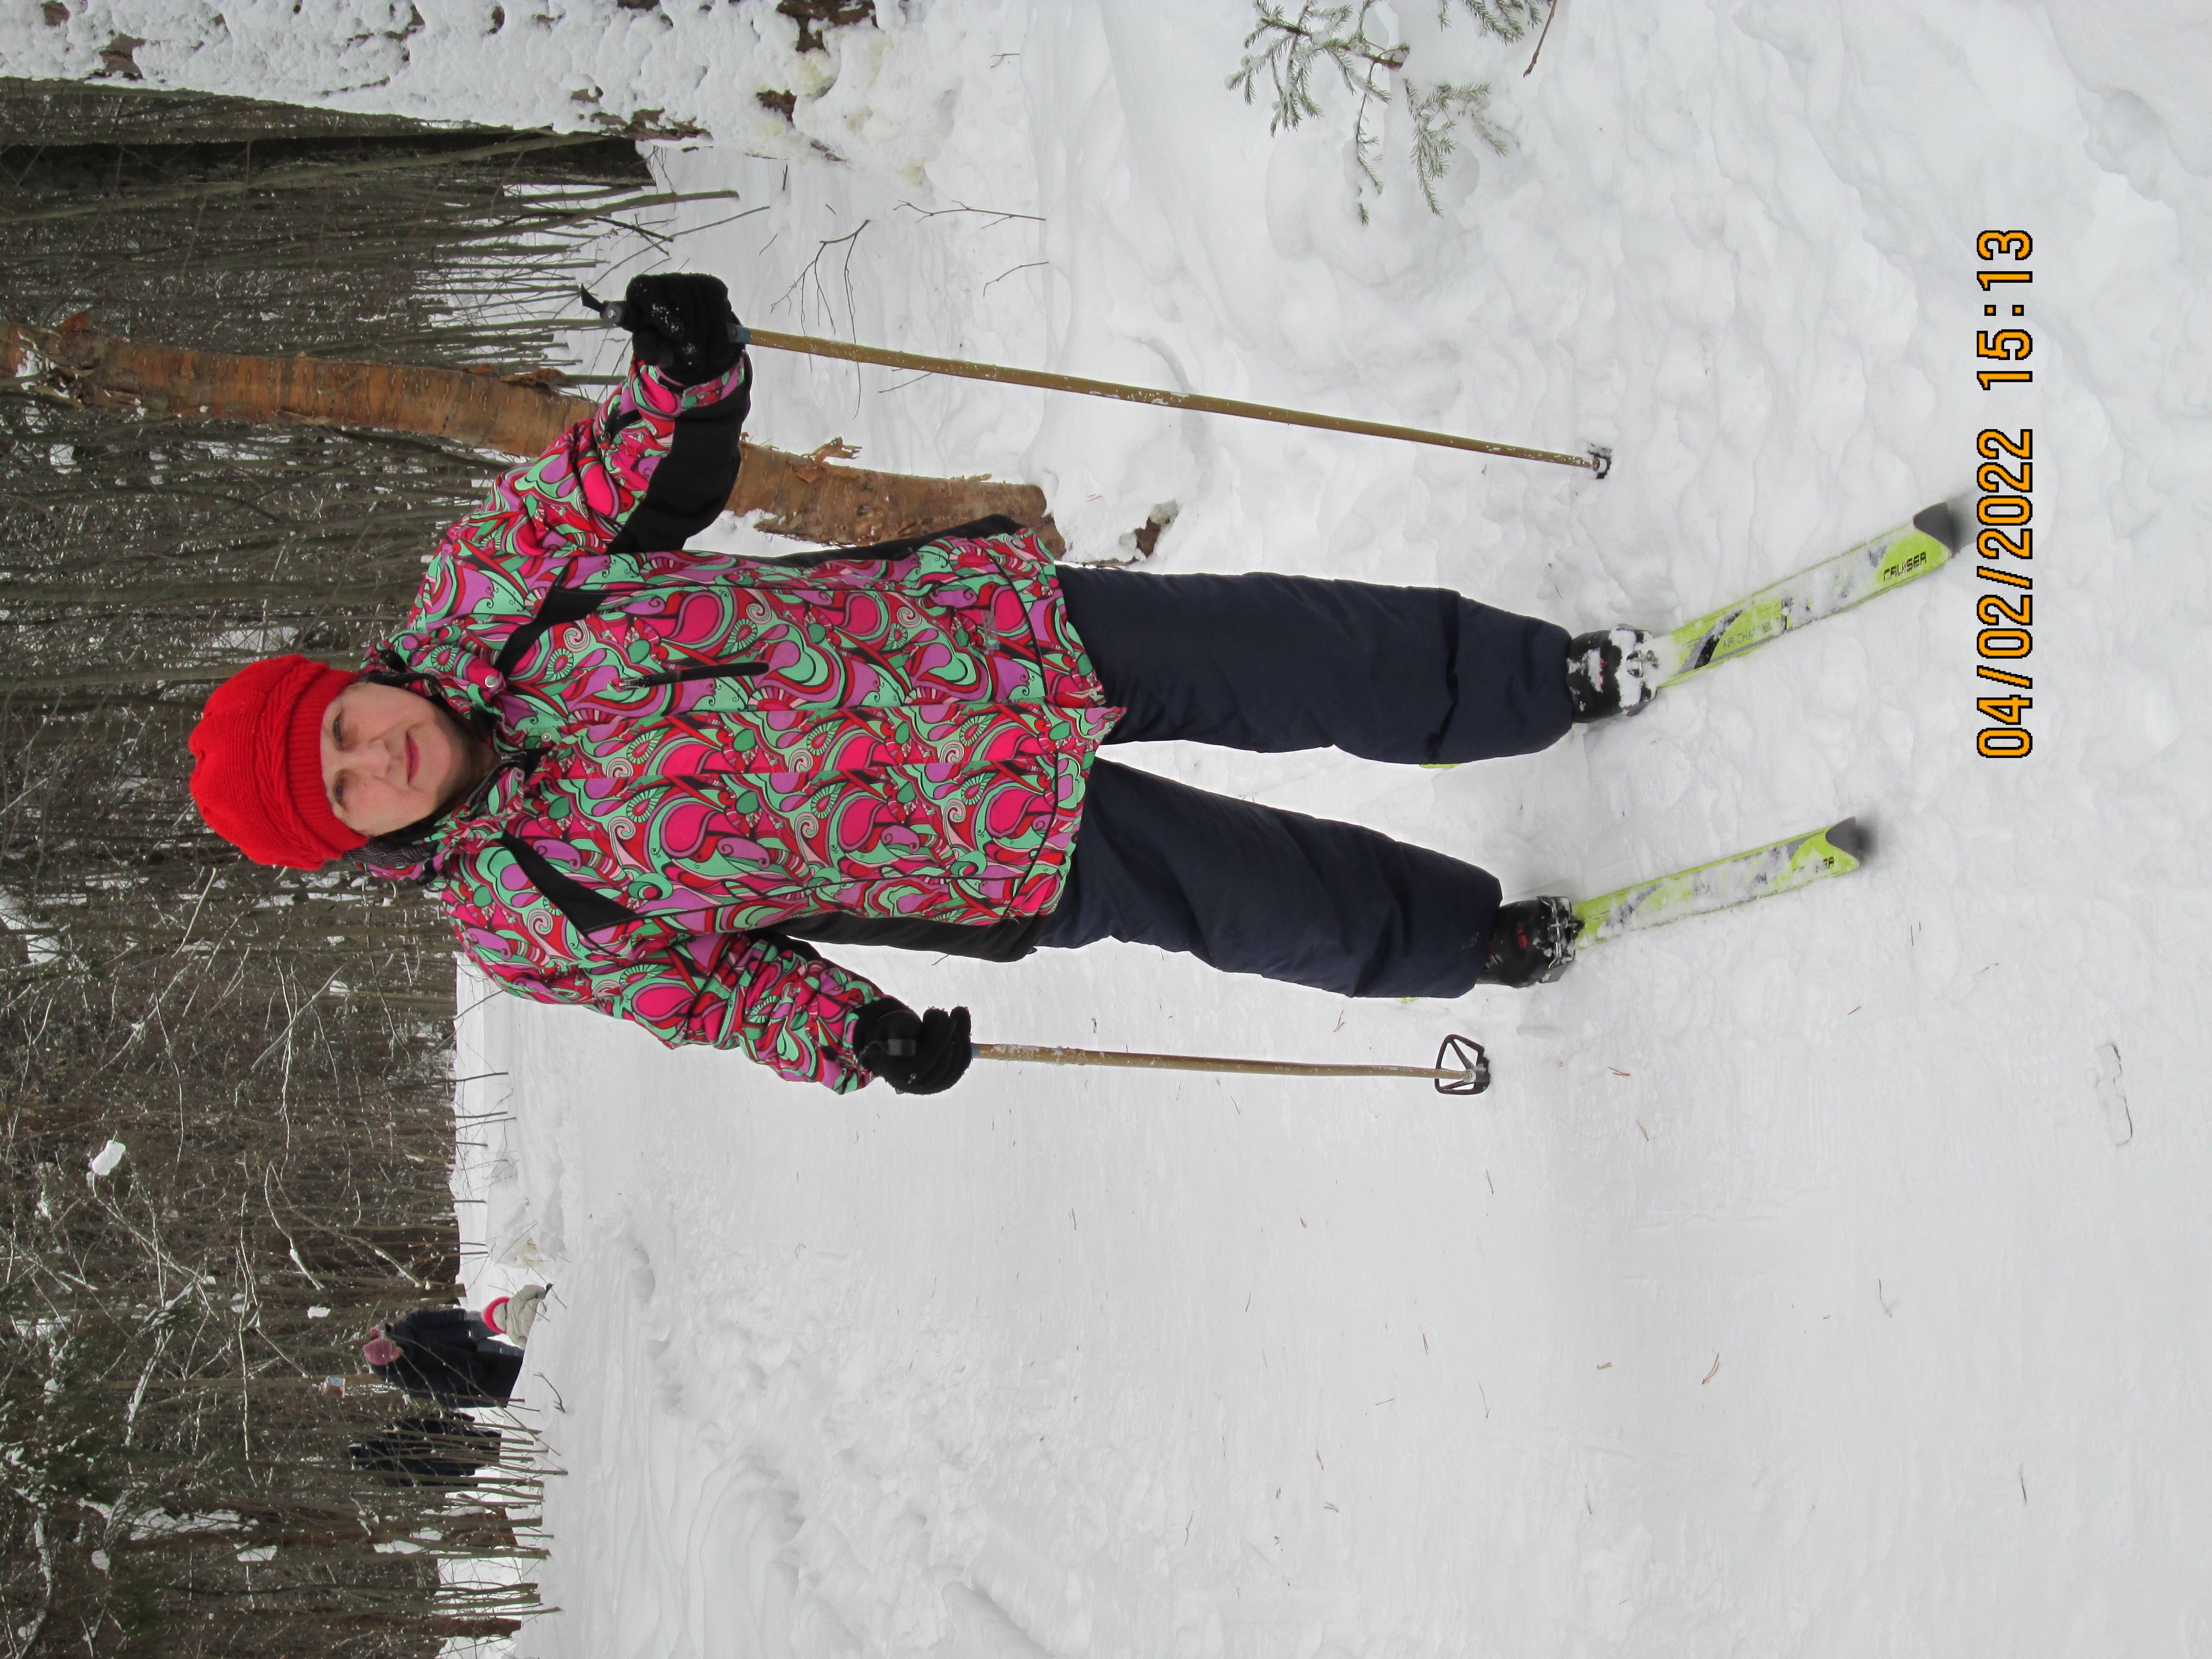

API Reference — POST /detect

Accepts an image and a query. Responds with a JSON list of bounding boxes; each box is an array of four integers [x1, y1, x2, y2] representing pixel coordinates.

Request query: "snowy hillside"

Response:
[[16, 0, 2212, 1653]]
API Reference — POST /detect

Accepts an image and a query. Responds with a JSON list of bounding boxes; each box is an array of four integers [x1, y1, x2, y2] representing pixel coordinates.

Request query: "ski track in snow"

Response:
[[20, 0, 2211, 1653]]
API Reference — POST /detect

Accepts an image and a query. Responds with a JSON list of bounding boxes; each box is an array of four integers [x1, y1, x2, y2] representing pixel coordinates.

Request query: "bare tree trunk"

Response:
[[234, 1610, 526, 1637], [3, 319, 1065, 553]]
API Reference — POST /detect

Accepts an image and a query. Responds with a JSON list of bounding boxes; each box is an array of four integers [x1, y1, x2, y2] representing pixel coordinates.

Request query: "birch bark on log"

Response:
[[1, 320, 1064, 553]]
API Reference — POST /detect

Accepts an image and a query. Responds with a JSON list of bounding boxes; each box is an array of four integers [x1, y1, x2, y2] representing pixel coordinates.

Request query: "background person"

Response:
[[361, 1306, 524, 1408]]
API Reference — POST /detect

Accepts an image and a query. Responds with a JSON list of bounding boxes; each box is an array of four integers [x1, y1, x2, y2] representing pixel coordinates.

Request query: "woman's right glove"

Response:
[[582, 273, 748, 386], [852, 998, 974, 1095]]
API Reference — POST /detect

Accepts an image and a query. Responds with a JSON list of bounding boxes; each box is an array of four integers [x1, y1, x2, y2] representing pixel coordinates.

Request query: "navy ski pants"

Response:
[[1039, 566, 1573, 998]]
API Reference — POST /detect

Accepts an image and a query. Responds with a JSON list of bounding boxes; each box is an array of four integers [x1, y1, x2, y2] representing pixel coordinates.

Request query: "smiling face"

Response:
[[320, 681, 493, 838]]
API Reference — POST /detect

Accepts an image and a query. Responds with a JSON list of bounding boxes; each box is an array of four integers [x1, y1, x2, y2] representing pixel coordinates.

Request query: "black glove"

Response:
[[584, 273, 748, 386], [852, 998, 973, 1095]]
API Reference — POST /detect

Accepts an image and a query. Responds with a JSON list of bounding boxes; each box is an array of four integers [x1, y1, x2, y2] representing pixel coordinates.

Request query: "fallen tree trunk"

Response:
[[2, 320, 1062, 553]]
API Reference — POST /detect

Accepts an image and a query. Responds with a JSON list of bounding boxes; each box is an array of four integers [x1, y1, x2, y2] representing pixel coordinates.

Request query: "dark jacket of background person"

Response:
[[370, 1308, 523, 1406]]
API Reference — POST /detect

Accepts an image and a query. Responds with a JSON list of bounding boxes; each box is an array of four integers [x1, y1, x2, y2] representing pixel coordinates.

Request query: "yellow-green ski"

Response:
[[1571, 818, 1868, 947], [1421, 504, 1957, 769], [1652, 503, 1956, 686]]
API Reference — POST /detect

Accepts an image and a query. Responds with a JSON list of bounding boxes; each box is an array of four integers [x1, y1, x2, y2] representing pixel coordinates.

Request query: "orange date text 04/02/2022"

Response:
[[1975, 228, 2032, 759]]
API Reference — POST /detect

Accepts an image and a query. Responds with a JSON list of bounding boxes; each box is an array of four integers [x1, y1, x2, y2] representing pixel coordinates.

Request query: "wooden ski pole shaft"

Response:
[[579, 295, 1599, 473], [973, 1034, 1490, 1095], [745, 327, 1600, 472]]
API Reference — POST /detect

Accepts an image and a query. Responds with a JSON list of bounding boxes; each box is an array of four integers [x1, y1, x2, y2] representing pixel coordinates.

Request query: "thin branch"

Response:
[[1525, 0, 1561, 75], [894, 199, 1043, 225], [982, 260, 1048, 294]]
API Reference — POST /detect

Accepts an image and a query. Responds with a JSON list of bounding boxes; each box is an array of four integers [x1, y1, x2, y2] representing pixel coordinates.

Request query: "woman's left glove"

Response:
[[852, 998, 974, 1095], [583, 273, 748, 386]]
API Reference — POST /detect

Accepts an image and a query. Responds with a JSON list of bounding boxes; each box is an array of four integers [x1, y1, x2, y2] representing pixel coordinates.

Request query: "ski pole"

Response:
[[579, 291, 1604, 474], [967, 1033, 1490, 1095]]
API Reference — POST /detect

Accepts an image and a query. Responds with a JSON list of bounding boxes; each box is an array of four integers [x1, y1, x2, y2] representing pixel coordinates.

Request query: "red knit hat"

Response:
[[189, 655, 367, 869]]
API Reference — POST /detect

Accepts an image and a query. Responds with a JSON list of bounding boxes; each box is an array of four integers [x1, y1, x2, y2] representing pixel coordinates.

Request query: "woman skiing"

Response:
[[187, 274, 1653, 1096]]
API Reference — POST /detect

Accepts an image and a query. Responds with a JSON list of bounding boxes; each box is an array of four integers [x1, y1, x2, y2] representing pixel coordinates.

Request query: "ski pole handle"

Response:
[[581, 285, 753, 348]]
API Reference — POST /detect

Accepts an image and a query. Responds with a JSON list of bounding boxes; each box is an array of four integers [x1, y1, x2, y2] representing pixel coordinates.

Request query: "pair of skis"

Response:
[[1426, 500, 1948, 925], [1444, 500, 1952, 1089], [977, 504, 1956, 1095], [1563, 500, 1953, 951]]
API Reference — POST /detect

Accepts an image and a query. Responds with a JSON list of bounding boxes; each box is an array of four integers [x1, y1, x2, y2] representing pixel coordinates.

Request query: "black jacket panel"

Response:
[[373, 1308, 524, 1407]]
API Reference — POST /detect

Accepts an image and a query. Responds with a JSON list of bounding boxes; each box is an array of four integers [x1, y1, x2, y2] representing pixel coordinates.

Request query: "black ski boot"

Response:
[[1477, 897, 1581, 986], [1566, 628, 1663, 721]]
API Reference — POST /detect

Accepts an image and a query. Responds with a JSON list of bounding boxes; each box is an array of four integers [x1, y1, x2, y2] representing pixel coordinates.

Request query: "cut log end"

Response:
[[733, 440, 1063, 555]]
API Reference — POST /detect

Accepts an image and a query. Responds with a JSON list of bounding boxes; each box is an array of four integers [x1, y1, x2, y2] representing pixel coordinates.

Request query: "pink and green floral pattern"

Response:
[[372, 358, 1117, 1091]]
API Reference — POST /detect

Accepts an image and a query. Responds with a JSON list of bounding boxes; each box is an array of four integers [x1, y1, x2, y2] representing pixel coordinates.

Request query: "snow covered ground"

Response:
[[15, 0, 2212, 1652]]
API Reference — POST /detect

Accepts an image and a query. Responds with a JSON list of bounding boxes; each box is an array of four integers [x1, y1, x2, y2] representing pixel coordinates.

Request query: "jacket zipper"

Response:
[[624, 661, 768, 688]]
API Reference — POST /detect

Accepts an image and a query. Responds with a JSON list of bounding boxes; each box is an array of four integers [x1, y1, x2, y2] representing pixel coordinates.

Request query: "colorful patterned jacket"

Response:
[[368, 355, 1118, 1091]]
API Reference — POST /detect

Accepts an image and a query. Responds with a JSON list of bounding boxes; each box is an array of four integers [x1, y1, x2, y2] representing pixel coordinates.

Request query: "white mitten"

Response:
[[503, 1283, 549, 1345]]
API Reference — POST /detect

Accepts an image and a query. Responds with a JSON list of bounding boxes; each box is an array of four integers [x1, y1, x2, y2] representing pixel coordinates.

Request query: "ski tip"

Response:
[[1912, 501, 1960, 553], [1824, 816, 1870, 862]]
